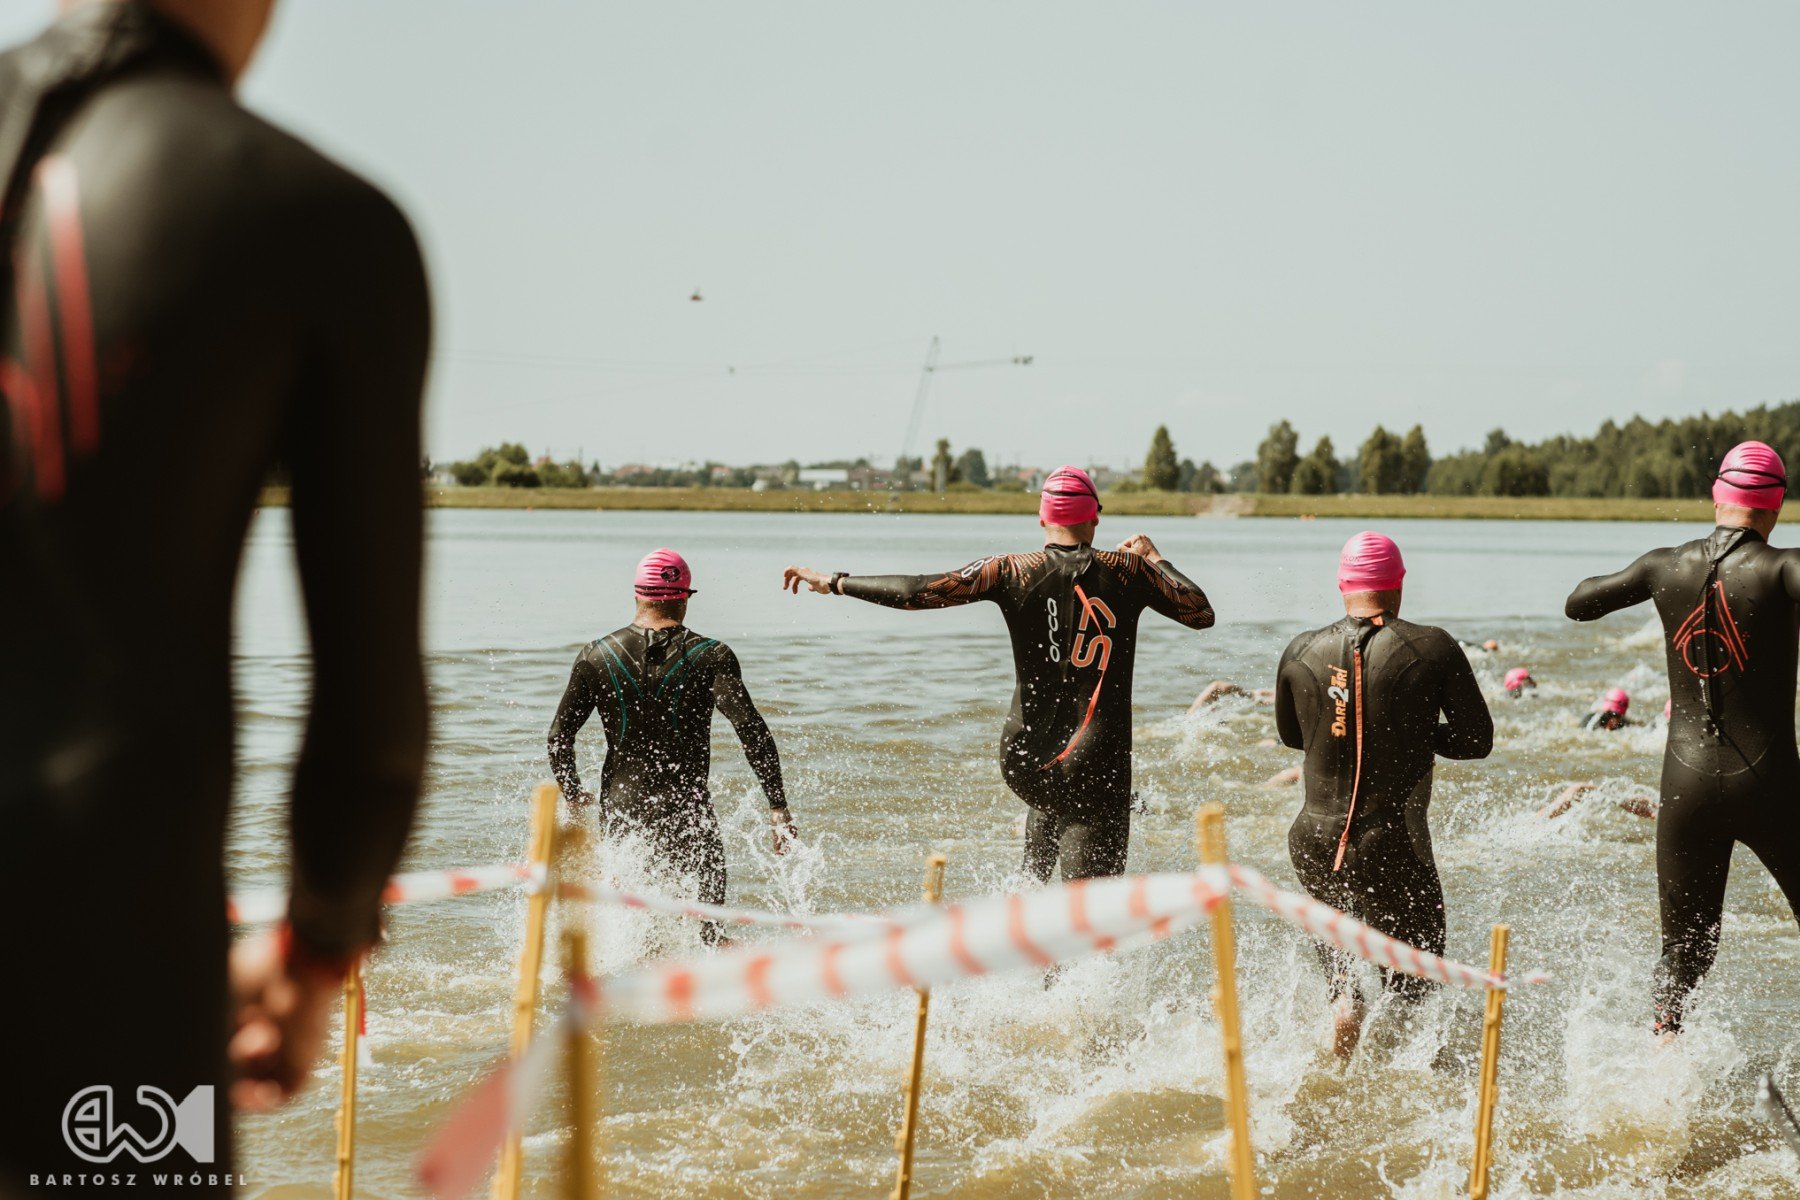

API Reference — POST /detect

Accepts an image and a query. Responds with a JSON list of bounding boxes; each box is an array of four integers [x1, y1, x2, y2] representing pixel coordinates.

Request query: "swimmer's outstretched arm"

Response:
[[548, 659, 600, 805], [783, 558, 1004, 609], [286, 187, 431, 959], [1565, 551, 1661, 621], [711, 650, 795, 852], [1433, 640, 1494, 759]]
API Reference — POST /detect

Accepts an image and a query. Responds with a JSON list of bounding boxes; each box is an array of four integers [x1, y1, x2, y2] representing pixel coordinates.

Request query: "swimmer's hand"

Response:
[[771, 807, 798, 854], [227, 930, 341, 1112], [570, 789, 597, 808], [1117, 534, 1164, 564], [783, 566, 834, 595]]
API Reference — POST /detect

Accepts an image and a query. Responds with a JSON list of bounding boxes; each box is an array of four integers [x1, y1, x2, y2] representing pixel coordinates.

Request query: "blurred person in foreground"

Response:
[[0, 0, 431, 1192]]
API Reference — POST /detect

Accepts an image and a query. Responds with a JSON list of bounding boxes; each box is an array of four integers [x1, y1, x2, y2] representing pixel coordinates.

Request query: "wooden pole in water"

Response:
[[561, 927, 600, 1200], [1196, 804, 1256, 1200], [493, 784, 563, 1200], [1468, 924, 1511, 1200], [891, 853, 947, 1200], [331, 965, 362, 1200]]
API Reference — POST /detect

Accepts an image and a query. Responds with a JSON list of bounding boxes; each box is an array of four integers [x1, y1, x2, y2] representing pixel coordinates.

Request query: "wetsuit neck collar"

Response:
[[631, 620, 684, 634], [1043, 541, 1092, 551], [1712, 523, 1765, 544], [1344, 611, 1395, 628]]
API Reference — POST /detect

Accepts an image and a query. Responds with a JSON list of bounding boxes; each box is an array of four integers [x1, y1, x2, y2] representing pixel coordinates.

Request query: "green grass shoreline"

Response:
[[257, 486, 1714, 522]]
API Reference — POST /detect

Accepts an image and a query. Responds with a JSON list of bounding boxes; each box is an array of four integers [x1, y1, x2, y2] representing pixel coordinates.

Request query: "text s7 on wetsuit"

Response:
[[1567, 526, 1800, 1032], [840, 545, 1214, 880], [1276, 613, 1492, 997]]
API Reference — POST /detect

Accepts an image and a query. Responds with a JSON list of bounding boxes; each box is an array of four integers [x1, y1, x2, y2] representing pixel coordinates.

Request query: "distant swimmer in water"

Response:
[[1503, 667, 1536, 698], [783, 465, 1215, 883], [1189, 680, 1275, 711], [0, 2, 434, 1190], [1566, 441, 1800, 1036], [1275, 532, 1493, 1060], [1582, 687, 1633, 731], [549, 550, 795, 944], [1539, 782, 1658, 821], [1482, 639, 1501, 653]]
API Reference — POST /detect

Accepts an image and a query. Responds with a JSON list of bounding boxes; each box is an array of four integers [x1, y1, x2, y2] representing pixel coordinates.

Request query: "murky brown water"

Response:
[[230, 510, 1800, 1198]]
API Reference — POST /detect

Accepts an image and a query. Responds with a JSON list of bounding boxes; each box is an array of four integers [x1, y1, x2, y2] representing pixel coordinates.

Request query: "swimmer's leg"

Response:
[[1053, 805, 1130, 881], [1652, 783, 1732, 1034], [650, 802, 730, 946], [1022, 808, 1062, 883]]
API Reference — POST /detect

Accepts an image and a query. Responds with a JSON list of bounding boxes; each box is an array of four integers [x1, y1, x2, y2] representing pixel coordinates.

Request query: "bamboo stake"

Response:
[[330, 965, 362, 1200], [1468, 924, 1511, 1200], [891, 853, 947, 1200], [1196, 805, 1256, 1200], [562, 928, 600, 1200], [493, 784, 563, 1200]]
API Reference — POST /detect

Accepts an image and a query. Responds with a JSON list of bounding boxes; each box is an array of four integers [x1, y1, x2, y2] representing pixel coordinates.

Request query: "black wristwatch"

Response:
[[830, 571, 848, 594]]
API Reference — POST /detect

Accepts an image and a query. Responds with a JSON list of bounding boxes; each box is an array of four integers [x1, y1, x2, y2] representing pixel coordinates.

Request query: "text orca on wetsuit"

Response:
[[783, 466, 1215, 882], [1565, 441, 1800, 1034]]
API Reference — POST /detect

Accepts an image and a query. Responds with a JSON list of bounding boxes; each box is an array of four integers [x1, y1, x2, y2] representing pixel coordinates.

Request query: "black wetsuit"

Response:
[[0, 8, 430, 1194], [548, 624, 785, 940], [1275, 613, 1492, 999], [1567, 525, 1800, 1033], [838, 545, 1215, 881]]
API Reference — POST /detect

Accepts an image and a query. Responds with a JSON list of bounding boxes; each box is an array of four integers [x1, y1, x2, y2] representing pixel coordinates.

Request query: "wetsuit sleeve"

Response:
[[548, 656, 599, 802], [1565, 551, 1659, 621], [1432, 638, 1493, 760], [1274, 638, 1306, 750], [283, 185, 432, 958], [838, 556, 1007, 610], [1137, 558, 1216, 630], [712, 648, 788, 808]]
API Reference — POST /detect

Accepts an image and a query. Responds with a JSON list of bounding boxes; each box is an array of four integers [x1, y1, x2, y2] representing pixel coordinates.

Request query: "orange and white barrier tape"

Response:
[[416, 974, 598, 1200], [416, 865, 1548, 1198], [556, 879, 902, 937], [1223, 864, 1551, 990], [226, 863, 544, 926]]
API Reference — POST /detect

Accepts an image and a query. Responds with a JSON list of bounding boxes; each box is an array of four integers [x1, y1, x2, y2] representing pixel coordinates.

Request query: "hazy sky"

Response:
[[8, 3, 1800, 469]]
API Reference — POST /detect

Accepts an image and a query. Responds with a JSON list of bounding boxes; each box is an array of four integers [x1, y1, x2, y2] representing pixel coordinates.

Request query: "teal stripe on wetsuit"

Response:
[[659, 638, 719, 729]]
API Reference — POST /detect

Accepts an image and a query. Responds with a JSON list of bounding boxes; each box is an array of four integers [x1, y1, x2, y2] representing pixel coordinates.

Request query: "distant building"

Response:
[[797, 467, 851, 490]]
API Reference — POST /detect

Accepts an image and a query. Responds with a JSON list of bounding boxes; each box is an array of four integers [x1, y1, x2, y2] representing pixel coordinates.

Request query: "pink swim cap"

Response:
[[634, 548, 695, 598], [1600, 687, 1629, 715], [1337, 531, 1406, 594], [1504, 667, 1532, 691], [1040, 465, 1101, 526], [1712, 441, 1787, 511]]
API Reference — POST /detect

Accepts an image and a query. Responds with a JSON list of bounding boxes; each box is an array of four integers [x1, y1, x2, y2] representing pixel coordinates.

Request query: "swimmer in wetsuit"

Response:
[[549, 549, 794, 944], [0, 3, 431, 1191], [1275, 532, 1492, 1059], [1503, 667, 1536, 698], [1565, 441, 1800, 1035], [1582, 687, 1633, 731], [782, 465, 1214, 882]]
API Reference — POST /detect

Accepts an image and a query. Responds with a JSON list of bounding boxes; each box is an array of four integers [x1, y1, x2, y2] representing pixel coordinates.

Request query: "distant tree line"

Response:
[[1240, 399, 1800, 498], [448, 443, 595, 489]]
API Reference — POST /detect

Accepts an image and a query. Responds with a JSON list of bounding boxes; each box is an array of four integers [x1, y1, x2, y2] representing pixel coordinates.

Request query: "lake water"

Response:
[[230, 510, 1800, 1199]]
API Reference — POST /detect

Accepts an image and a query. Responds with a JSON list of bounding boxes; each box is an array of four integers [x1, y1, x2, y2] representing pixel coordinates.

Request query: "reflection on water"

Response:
[[231, 510, 1800, 1198]]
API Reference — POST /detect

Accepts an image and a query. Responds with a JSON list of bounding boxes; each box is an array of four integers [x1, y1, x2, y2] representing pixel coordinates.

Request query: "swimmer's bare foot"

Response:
[[1264, 766, 1302, 788], [1256, 737, 1276, 748]]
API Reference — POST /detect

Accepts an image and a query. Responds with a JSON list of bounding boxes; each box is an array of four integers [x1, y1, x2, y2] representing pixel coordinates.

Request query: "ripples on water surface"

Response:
[[230, 511, 1800, 1198]]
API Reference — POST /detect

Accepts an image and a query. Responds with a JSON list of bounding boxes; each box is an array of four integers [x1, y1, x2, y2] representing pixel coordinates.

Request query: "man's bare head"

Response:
[[63, 0, 276, 84]]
